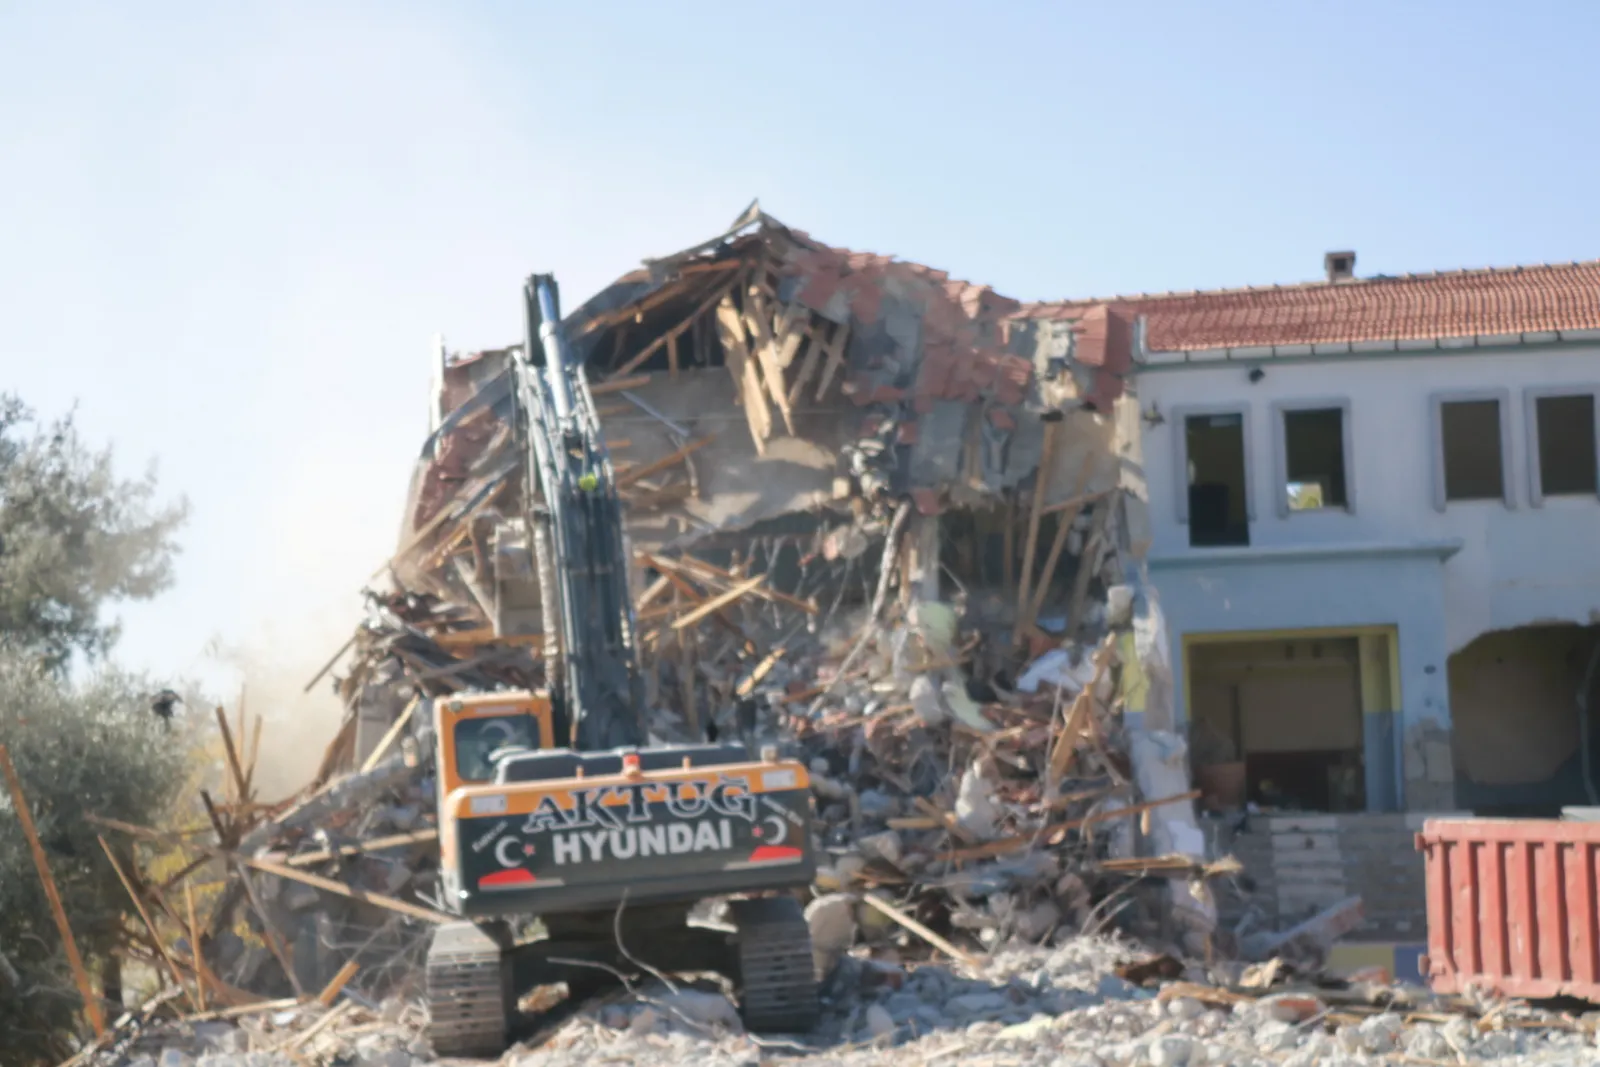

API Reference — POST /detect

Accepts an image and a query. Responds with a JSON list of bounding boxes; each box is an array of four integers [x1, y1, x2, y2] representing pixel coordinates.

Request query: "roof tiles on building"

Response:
[[1018, 260, 1600, 352]]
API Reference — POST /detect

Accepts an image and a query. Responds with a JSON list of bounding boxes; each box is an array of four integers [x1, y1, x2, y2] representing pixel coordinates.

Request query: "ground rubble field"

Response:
[[100, 936, 1600, 1067]]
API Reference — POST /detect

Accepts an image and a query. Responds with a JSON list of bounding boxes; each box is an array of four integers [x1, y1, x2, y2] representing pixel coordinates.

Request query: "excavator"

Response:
[[423, 275, 820, 1056]]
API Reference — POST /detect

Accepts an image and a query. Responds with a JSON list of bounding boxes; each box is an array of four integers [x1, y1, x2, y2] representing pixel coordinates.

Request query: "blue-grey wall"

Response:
[[1149, 545, 1454, 811]]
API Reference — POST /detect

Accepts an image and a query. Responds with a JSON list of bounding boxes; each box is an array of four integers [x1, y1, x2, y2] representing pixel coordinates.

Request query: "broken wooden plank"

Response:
[[1013, 419, 1060, 645], [935, 790, 1203, 862], [671, 575, 767, 631], [197, 793, 306, 999], [0, 745, 107, 1037], [1046, 644, 1113, 787], [615, 435, 715, 489], [590, 373, 654, 397], [1064, 496, 1115, 640], [735, 647, 787, 698], [913, 796, 979, 846], [358, 697, 419, 775], [1042, 486, 1115, 515], [316, 961, 360, 1006], [1023, 451, 1098, 630], [96, 835, 198, 1012], [608, 278, 739, 379], [813, 320, 851, 401], [285, 829, 439, 868], [185, 881, 207, 1012], [742, 288, 796, 435], [215, 705, 251, 803], [646, 552, 819, 614], [859, 893, 980, 969], [238, 853, 456, 925], [716, 292, 772, 453]]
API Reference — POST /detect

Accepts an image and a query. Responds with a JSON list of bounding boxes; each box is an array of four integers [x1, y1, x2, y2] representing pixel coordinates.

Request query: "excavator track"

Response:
[[730, 897, 820, 1034], [425, 922, 510, 1057]]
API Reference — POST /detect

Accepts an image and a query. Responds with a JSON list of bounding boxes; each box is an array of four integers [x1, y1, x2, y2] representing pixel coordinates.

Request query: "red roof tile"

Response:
[[1017, 261, 1600, 352]]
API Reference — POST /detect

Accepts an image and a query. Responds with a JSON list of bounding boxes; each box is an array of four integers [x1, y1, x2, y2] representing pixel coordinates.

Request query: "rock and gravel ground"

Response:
[[114, 936, 1600, 1067]]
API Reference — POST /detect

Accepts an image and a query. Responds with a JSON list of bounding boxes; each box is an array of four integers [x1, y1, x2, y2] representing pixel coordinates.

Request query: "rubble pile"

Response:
[[83, 938, 1600, 1067]]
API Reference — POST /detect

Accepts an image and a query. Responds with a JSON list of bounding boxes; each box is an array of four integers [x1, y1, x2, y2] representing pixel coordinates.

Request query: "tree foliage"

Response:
[[0, 660, 191, 1063], [0, 393, 192, 1065], [0, 395, 188, 672]]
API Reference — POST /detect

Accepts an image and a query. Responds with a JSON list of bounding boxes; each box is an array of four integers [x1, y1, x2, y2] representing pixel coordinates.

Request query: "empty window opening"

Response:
[[1282, 407, 1348, 511], [1188, 636, 1367, 813], [1440, 399, 1504, 501], [1186, 413, 1249, 547], [1535, 394, 1598, 497]]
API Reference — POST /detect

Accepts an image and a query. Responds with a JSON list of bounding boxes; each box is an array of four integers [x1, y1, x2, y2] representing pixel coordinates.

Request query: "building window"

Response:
[[1526, 389, 1599, 503], [1431, 391, 1513, 511], [1273, 401, 1353, 516], [1180, 409, 1251, 547]]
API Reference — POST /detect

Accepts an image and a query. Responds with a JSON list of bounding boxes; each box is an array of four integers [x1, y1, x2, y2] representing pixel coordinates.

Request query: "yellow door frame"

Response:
[[1181, 624, 1403, 725]]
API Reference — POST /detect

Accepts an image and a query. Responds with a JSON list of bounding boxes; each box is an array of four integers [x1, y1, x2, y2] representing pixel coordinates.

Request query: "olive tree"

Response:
[[0, 394, 191, 1065]]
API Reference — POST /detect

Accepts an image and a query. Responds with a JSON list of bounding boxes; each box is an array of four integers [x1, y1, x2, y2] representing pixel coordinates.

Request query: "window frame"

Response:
[[1270, 397, 1356, 518], [1429, 388, 1515, 512], [1522, 384, 1600, 506], [1171, 403, 1255, 526]]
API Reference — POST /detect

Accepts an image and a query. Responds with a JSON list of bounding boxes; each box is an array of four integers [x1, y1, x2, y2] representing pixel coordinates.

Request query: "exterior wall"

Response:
[[1138, 340, 1600, 810], [1141, 342, 1600, 649]]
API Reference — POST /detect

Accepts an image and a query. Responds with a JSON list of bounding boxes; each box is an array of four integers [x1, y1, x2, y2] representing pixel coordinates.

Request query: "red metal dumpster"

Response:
[[1417, 817, 1600, 1000]]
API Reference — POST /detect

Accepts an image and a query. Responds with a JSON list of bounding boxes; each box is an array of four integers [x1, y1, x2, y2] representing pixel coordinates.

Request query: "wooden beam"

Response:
[[186, 882, 207, 1012], [215, 706, 250, 803], [236, 853, 455, 925], [615, 435, 715, 489], [590, 373, 653, 397], [1064, 497, 1115, 640], [716, 292, 772, 454], [859, 893, 979, 968], [285, 828, 438, 868], [644, 552, 818, 614], [742, 289, 796, 435], [671, 575, 767, 630], [316, 960, 360, 1006], [1023, 451, 1099, 630], [198, 791, 304, 998], [813, 320, 851, 402], [96, 836, 197, 1012], [358, 698, 419, 774], [0, 745, 107, 1037], [1013, 419, 1060, 646], [609, 279, 739, 379]]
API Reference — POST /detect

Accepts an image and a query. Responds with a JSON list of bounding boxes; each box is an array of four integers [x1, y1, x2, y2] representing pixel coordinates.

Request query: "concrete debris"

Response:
[[78, 937, 1600, 1066]]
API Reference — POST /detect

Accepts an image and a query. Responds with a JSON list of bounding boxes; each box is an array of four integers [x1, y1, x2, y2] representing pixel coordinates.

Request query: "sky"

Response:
[[2, 1, 1598, 730]]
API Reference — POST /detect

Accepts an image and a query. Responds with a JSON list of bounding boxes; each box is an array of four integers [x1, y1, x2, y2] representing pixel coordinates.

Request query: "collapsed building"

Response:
[[227, 204, 1240, 992]]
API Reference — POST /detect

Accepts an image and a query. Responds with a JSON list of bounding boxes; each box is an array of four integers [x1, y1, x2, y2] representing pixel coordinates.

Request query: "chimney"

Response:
[[1324, 250, 1356, 283]]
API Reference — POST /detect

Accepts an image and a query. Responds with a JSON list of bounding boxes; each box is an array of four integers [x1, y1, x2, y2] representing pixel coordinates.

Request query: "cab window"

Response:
[[454, 715, 540, 782]]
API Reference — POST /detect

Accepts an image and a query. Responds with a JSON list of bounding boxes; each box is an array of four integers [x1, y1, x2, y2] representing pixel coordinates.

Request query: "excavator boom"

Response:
[[516, 274, 645, 751]]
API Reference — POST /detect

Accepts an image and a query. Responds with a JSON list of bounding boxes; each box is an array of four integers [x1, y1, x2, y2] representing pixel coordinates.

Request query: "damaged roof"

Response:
[[1019, 258, 1600, 353]]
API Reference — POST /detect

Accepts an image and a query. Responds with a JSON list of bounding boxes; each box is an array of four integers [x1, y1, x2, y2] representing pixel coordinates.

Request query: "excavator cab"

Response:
[[432, 690, 556, 796]]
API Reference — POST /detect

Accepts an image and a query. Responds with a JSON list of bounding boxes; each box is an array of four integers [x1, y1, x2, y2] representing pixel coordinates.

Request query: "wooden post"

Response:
[[1013, 420, 1060, 645], [96, 835, 197, 1012], [186, 882, 207, 1012], [0, 744, 107, 1037], [215, 706, 250, 804]]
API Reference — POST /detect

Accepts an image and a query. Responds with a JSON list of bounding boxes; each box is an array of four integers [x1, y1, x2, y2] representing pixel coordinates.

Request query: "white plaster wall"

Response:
[[1138, 343, 1600, 653]]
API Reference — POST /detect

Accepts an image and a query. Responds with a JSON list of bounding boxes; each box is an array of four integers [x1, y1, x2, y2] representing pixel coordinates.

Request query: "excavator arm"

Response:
[[516, 274, 645, 752]]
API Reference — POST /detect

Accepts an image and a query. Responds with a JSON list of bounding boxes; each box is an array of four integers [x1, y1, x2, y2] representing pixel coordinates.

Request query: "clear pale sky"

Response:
[[3, 2, 1598, 705]]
